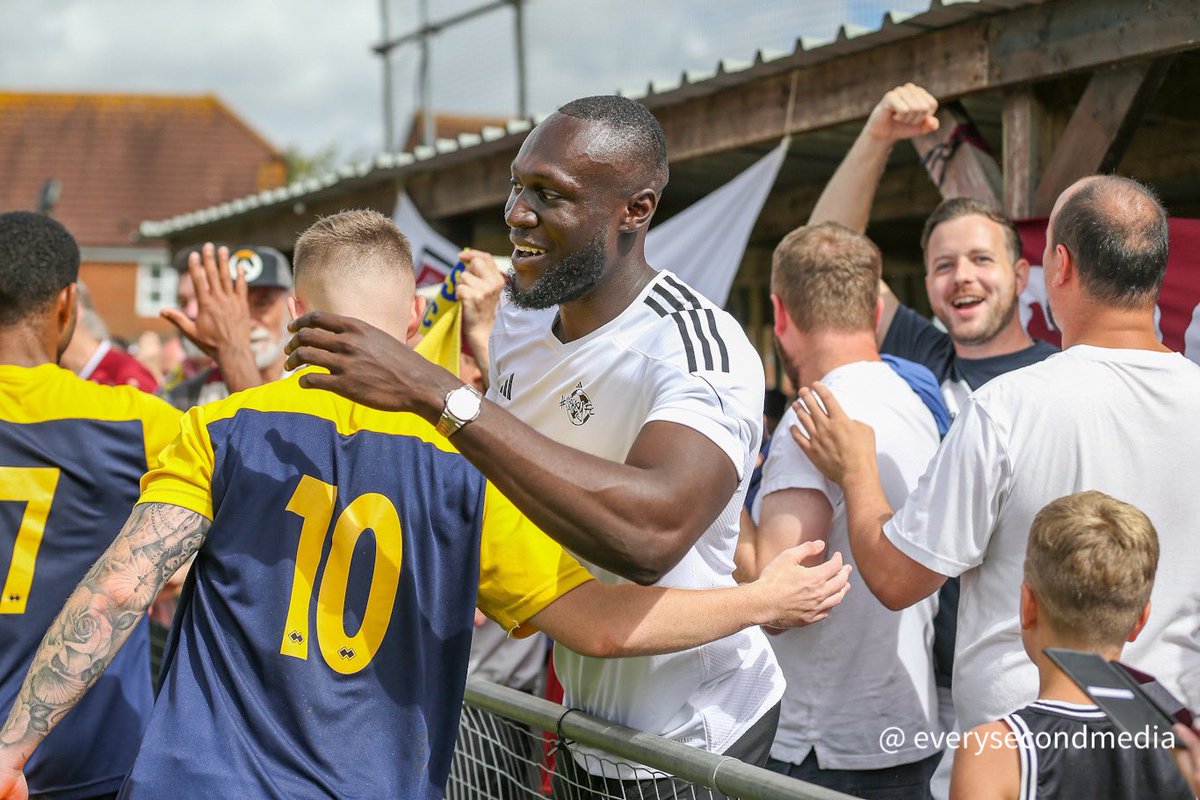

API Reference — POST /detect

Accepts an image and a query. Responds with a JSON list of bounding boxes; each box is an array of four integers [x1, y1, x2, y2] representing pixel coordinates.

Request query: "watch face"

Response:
[[446, 387, 481, 420]]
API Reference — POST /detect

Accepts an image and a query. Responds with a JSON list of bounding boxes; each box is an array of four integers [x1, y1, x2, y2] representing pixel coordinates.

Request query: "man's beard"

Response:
[[950, 288, 1019, 347], [250, 325, 286, 371], [773, 334, 800, 390], [505, 234, 606, 310]]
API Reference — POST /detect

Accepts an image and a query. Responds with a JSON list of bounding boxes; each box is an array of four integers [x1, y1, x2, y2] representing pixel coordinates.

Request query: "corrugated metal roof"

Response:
[[139, 0, 1043, 240]]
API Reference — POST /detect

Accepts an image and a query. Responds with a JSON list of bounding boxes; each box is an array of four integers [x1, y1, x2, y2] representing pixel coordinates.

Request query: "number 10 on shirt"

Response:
[[280, 475, 404, 675]]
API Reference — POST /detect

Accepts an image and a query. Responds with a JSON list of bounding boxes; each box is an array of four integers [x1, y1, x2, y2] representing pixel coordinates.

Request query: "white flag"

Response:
[[646, 139, 788, 305], [394, 191, 461, 287]]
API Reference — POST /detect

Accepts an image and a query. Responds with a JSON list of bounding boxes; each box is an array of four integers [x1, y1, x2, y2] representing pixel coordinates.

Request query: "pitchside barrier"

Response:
[[448, 679, 857, 800]]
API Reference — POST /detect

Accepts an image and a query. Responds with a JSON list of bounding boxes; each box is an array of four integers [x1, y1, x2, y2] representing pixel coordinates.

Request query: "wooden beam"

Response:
[[1031, 59, 1171, 215], [910, 101, 1003, 207], [659, 0, 1199, 164], [658, 22, 993, 163], [988, 2, 1196, 86]]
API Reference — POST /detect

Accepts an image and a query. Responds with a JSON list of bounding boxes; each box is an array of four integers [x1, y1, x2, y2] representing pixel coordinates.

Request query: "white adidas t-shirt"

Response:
[[488, 271, 783, 776], [753, 361, 941, 769], [886, 345, 1200, 730]]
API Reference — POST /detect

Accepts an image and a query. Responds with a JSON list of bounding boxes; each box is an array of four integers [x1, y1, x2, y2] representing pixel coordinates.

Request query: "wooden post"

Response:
[[1002, 87, 1040, 220]]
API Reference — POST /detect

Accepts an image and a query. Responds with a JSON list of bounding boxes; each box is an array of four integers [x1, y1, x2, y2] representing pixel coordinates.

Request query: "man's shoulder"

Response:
[[952, 338, 1059, 389], [2, 363, 174, 427], [200, 370, 452, 452], [94, 344, 159, 392], [880, 303, 955, 380], [632, 271, 758, 376]]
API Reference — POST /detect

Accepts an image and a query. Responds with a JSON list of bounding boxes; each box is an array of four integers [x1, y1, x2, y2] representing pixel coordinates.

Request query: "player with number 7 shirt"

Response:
[[0, 209, 851, 800], [0, 212, 181, 800]]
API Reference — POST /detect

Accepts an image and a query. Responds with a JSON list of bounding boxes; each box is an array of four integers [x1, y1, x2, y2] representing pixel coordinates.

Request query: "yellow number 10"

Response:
[[279, 475, 404, 674], [1, 467, 61, 615]]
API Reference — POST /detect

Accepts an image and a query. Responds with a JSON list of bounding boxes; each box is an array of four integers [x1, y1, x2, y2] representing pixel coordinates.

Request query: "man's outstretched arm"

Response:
[[0, 503, 209, 796], [531, 540, 852, 658], [286, 314, 741, 586], [790, 383, 945, 609]]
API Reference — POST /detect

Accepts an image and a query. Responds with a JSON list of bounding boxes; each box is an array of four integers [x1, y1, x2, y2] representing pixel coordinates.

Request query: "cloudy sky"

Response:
[[2, 0, 927, 163]]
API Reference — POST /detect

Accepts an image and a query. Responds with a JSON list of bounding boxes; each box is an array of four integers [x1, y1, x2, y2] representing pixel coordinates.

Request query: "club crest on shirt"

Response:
[[559, 381, 595, 426]]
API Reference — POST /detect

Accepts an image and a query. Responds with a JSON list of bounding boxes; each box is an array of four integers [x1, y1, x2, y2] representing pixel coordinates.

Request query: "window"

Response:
[[135, 255, 178, 317]]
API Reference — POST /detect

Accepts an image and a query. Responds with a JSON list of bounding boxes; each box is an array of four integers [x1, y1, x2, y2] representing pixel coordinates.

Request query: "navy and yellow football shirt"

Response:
[[123, 368, 590, 799], [0, 363, 179, 800]]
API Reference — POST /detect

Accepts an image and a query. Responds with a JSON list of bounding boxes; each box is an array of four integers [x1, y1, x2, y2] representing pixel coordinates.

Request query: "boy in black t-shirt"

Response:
[[950, 491, 1191, 799]]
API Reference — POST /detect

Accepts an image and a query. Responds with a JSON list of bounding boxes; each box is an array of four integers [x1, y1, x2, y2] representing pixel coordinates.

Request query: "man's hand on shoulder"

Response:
[[789, 383, 878, 486], [865, 83, 940, 143]]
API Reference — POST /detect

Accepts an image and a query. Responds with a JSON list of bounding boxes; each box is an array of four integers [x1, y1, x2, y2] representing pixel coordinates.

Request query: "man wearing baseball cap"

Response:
[[160, 242, 292, 410]]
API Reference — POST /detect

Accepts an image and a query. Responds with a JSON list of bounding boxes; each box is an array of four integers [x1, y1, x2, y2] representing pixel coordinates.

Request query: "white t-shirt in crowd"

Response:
[[488, 271, 783, 777], [753, 361, 941, 769], [886, 345, 1200, 730]]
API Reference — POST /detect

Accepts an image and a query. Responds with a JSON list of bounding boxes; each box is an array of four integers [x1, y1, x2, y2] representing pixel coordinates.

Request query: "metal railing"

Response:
[[448, 679, 857, 800]]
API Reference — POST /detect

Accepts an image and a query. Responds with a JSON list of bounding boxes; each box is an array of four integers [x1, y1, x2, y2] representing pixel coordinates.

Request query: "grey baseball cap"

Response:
[[172, 244, 292, 289]]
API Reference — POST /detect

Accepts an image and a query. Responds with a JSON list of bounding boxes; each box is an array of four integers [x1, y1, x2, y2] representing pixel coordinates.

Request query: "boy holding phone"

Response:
[[950, 491, 1192, 799]]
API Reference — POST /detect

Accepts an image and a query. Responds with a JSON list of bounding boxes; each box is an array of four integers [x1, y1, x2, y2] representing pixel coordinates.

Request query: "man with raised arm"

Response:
[[0, 212, 179, 800], [810, 82, 1057, 417], [793, 176, 1200, 737], [0, 210, 849, 800], [285, 96, 819, 795]]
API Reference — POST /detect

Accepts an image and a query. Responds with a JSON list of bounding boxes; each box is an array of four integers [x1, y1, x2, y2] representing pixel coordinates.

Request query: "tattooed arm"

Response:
[[0, 503, 208, 795]]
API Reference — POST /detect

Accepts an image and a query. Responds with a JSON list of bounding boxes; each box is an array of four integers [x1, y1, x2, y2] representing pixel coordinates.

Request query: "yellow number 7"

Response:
[[0, 466, 61, 615], [279, 475, 404, 675]]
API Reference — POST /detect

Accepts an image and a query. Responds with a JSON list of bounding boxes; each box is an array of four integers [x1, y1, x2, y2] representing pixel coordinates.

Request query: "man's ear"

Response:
[[619, 189, 658, 233], [1128, 601, 1152, 643], [287, 294, 306, 321], [874, 295, 884, 328], [1013, 257, 1032, 293], [1049, 245, 1075, 288], [1019, 582, 1038, 631], [58, 283, 77, 332], [770, 293, 790, 338], [407, 293, 427, 340]]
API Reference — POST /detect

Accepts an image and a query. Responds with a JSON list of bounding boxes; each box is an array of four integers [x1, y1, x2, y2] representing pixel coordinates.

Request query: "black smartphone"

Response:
[[1046, 648, 1194, 742]]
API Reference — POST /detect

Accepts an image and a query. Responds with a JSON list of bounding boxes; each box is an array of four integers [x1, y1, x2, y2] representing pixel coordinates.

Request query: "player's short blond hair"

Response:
[[1025, 491, 1158, 649], [294, 208, 414, 286], [771, 222, 881, 333]]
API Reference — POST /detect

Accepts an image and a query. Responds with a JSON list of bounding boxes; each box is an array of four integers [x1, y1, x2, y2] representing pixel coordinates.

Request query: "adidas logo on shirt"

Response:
[[498, 372, 514, 401]]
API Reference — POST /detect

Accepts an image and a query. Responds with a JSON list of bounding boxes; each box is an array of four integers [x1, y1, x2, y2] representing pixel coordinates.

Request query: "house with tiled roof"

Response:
[[0, 91, 286, 338]]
